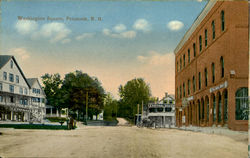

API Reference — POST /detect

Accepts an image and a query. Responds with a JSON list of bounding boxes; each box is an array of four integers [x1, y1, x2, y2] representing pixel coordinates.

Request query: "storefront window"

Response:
[[218, 93, 222, 123], [206, 98, 209, 121], [213, 95, 216, 122], [224, 90, 228, 121], [235, 88, 248, 120]]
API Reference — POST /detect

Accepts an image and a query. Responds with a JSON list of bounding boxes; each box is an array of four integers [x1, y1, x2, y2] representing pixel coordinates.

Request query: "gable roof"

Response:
[[27, 78, 37, 87], [0, 55, 12, 69], [0, 55, 31, 88], [27, 78, 46, 96]]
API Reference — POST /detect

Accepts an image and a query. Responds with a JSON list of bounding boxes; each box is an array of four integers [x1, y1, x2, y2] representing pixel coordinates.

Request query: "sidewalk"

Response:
[[0, 120, 66, 126], [173, 125, 248, 145], [176, 125, 247, 136]]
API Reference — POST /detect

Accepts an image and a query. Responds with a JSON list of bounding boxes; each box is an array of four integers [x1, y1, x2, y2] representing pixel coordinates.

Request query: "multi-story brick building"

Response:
[[174, 1, 248, 131], [0, 55, 46, 122]]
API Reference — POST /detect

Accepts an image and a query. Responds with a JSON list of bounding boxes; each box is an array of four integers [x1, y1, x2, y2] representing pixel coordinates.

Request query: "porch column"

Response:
[[11, 111, 14, 121], [163, 116, 165, 128]]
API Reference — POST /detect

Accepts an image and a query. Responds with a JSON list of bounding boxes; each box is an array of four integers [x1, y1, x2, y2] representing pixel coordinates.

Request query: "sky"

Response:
[[0, 0, 207, 99]]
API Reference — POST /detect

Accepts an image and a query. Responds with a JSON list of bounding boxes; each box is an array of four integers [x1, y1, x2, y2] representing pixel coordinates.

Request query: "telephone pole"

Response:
[[85, 91, 88, 125]]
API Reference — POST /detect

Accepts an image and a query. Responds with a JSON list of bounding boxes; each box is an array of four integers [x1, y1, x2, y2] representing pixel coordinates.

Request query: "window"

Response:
[[165, 107, 172, 112], [157, 108, 163, 112], [198, 72, 201, 90], [202, 100, 205, 119], [0, 96, 3, 102], [10, 96, 14, 103], [9, 73, 14, 82], [205, 29, 208, 47], [177, 62, 179, 72], [198, 101, 201, 120], [177, 87, 179, 99], [19, 99, 23, 105], [19, 87, 23, 94], [199, 35, 202, 52], [193, 76, 196, 93], [205, 68, 208, 87], [180, 85, 182, 98], [212, 20, 215, 40], [10, 60, 13, 69], [193, 43, 196, 57], [188, 49, 190, 63], [188, 79, 190, 95], [24, 88, 27, 95], [180, 58, 182, 70], [218, 93, 222, 123], [220, 56, 224, 78], [46, 108, 51, 114], [206, 98, 209, 121], [3, 72, 7, 80], [221, 11, 225, 31], [33, 88, 36, 93], [0, 83, 2, 91], [213, 95, 216, 122], [183, 54, 185, 67], [224, 90, 228, 122], [212, 63, 215, 83], [9, 85, 14, 93], [24, 99, 28, 105], [235, 88, 248, 120], [183, 83, 185, 97], [16, 75, 19, 83]]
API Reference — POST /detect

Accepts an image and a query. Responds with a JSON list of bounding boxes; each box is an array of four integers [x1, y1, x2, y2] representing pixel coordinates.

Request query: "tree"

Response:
[[118, 78, 151, 121], [41, 73, 64, 110], [103, 93, 118, 121], [61, 70, 105, 120]]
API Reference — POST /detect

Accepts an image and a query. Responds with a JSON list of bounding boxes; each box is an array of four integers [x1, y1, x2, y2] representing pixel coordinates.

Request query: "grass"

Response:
[[0, 124, 68, 130], [46, 117, 68, 122]]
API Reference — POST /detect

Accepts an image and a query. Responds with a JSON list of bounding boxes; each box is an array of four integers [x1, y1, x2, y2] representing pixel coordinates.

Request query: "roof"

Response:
[[0, 55, 31, 88], [174, 0, 217, 54], [0, 55, 12, 69], [27, 78, 37, 87], [27, 78, 46, 96]]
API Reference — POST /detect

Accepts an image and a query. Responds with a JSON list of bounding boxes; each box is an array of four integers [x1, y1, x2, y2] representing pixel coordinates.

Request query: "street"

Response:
[[0, 120, 247, 158]]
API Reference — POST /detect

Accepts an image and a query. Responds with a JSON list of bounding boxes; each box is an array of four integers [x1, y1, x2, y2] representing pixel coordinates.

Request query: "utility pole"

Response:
[[137, 104, 139, 125], [86, 91, 88, 125], [141, 100, 143, 123]]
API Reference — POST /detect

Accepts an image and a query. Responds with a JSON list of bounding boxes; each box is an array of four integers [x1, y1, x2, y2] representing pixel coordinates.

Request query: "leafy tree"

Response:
[[103, 93, 118, 121], [61, 70, 105, 120], [41, 73, 64, 110], [118, 78, 151, 121]]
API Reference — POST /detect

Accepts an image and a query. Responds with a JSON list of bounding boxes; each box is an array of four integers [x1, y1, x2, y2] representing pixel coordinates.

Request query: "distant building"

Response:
[[174, 1, 248, 131], [0, 55, 46, 122], [144, 93, 175, 128], [45, 105, 69, 118]]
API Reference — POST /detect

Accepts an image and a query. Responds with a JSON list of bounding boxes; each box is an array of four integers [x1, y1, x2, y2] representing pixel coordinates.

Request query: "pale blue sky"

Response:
[[1, 0, 207, 98]]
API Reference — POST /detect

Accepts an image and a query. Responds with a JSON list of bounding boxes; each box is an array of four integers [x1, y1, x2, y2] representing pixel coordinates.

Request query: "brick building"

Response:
[[174, 1, 248, 131]]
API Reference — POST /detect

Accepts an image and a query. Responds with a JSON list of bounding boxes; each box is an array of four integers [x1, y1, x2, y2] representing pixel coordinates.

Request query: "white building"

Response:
[[145, 93, 176, 128], [0, 55, 46, 122]]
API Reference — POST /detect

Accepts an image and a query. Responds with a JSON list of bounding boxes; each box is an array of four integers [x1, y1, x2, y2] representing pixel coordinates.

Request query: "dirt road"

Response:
[[0, 124, 247, 158]]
